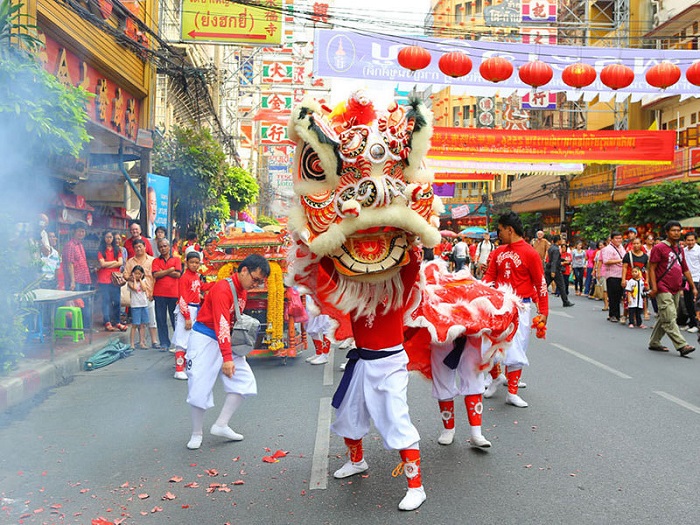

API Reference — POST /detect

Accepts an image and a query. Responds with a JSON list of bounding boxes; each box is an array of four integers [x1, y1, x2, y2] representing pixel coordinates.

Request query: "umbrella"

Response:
[[680, 217, 700, 228], [459, 226, 488, 238], [439, 230, 458, 238], [226, 220, 264, 233]]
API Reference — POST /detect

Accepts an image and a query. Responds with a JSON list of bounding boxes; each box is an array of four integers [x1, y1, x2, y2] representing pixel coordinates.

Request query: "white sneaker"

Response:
[[398, 486, 426, 511], [687, 326, 699, 333], [506, 393, 529, 408], [309, 353, 328, 365], [679, 325, 689, 331], [186, 434, 203, 450], [174, 371, 187, 380], [469, 434, 492, 449], [518, 381, 527, 389], [333, 459, 369, 479], [305, 354, 317, 362], [483, 374, 506, 398], [437, 428, 455, 445], [339, 361, 347, 371], [210, 424, 243, 441]]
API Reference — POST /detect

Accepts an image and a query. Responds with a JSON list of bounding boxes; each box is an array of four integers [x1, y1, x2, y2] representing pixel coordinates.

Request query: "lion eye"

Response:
[[298, 144, 326, 182]]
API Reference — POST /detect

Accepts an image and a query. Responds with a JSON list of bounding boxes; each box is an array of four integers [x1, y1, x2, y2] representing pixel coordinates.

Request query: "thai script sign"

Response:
[[181, 0, 282, 44]]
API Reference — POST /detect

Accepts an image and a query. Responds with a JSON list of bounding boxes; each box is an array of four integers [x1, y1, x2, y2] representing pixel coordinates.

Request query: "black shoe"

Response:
[[152, 343, 161, 349], [563, 302, 575, 307]]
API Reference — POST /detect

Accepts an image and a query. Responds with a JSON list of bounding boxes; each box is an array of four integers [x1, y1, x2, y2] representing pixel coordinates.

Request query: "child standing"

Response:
[[128, 265, 153, 348], [172, 252, 202, 379], [625, 267, 646, 328]]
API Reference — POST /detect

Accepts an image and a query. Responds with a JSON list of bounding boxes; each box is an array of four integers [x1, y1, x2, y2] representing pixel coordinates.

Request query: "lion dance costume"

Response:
[[286, 91, 520, 511]]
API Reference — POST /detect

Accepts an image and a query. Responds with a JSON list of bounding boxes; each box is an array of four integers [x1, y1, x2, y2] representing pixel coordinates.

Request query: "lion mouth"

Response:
[[330, 228, 409, 277]]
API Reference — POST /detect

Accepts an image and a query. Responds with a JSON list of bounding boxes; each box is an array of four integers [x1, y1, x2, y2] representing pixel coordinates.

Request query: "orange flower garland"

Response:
[[265, 261, 285, 351]]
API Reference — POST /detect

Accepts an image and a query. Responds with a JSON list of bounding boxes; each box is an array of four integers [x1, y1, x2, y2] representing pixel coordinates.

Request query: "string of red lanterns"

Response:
[[396, 45, 696, 91]]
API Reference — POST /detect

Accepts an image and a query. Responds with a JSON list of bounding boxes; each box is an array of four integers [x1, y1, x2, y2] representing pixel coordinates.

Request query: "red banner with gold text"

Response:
[[430, 128, 676, 165]]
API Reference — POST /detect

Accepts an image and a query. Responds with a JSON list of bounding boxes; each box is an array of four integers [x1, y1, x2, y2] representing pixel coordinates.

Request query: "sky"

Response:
[[326, 0, 432, 106]]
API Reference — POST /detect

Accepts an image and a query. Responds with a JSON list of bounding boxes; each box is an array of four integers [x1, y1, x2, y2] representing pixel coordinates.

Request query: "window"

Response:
[[691, 113, 697, 125], [455, 5, 463, 24], [680, 116, 686, 128], [475, 0, 482, 14]]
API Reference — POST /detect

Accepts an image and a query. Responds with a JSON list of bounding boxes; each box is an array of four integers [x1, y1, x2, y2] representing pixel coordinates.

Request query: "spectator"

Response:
[[154, 226, 167, 243], [624, 227, 638, 251], [40, 230, 60, 289], [643, 233, 655, 255], [546, 235, 574, 307], [63, 221, 93, 330], [124, 238, 160, 348], [648, 221, 696, 356], [202, 237, 226, 266], [96, 231, 125, 332], [451, 237, 469, 272], [152, 238, 182, 350], [124, 221, 154, 259], [625, 267, 647, 329], [561, 243, 572, 297], [622, 237, 649, 326], [682, 231, 700, 333], [583, 242, 597, 297], [600, 231, 625, 323], [474, 232, 494, 279], [572, 241, 586, 296], [128, 265, 152, 349], [531, 230, 550, 268]]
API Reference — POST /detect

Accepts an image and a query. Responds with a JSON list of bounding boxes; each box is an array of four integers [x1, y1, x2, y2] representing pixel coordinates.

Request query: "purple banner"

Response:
[[314, 29, 700, 97], [432, 182, 455, 198]]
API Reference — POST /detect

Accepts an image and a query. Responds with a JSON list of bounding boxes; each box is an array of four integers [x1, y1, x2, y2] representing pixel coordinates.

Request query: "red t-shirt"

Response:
[[97, 247, 122, 284], [152, 255, 182, 297], [561, 251, 572, 276], [196, 273, 247, 362], [63, 238, 91, 285], [178, 268, 202, 320], [650, 241, 688, 294], [124, 236, 154, 259], [483, 239, 549, 317]]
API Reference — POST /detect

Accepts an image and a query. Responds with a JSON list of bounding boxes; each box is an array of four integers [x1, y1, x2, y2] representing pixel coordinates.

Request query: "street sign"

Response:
[[181, 0, 283, 45]]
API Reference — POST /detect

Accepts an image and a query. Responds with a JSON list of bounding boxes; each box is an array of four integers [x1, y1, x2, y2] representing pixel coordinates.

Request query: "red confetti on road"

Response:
[[262, 456, 278, 463], [169, 476, 183, 483], [272, 450, 288, 459], [162, 492, 177, 501], [137, 493, 149, 500]]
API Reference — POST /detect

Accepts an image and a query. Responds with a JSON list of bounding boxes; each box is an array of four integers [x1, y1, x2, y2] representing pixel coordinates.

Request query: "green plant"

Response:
[[571, 201, 621, 242], [620, 181, 700, 228], [223, 166, 259, 214], [257, 215, 280, 228]]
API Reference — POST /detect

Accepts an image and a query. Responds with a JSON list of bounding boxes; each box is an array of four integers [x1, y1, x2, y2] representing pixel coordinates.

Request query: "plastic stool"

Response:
[[55, 306, 84, 342]]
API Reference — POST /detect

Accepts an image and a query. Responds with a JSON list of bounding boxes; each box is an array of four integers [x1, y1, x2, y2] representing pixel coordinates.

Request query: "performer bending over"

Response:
[[184, 254, 270, 449]]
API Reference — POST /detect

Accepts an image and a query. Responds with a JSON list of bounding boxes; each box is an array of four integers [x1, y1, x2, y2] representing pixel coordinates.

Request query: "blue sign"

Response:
[[147, 173, 170, 239]]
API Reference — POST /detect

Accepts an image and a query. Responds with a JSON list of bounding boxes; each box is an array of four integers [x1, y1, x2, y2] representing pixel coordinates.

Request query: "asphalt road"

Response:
[[1, 295, 699, 525]]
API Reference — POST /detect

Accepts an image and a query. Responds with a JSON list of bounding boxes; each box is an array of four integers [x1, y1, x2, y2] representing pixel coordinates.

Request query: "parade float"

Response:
[[200, 231, 306, 362]]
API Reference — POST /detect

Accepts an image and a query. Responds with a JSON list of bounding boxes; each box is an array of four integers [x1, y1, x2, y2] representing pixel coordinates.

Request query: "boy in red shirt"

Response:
[[173, 252, 202, 380]]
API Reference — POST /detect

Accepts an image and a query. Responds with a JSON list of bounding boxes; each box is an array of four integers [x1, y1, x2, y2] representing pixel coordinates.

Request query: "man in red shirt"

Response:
[[63, 221, 93, 330], [152, 238, 182, 350], [185, 254, 270, 450], [482, 211, 549, 408], [124, 221, 154, 259], [648, 220, 696, 356]]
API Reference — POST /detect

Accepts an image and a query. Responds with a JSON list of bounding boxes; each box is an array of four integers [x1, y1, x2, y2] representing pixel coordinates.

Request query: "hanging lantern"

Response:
[[397, 46, 432, 72], [438, 52, 473, 78], [686, 60, 700, 86], [645, 61, 681, 89], [479, 56, 514, 83], [518, 60, 554, 88], [600, 63, 634, 90], [561, 62, 597, 89]]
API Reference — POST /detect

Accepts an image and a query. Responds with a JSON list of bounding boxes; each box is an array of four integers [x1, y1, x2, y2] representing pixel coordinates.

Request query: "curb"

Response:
[[0, 334, 128, 413]]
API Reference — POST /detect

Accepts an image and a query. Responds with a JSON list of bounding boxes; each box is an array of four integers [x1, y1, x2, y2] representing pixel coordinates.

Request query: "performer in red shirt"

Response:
[[152, 238, 182, 350], [482, 211, 549, 408], [173, 251, 202, 380], [184, 254, 270, 450]]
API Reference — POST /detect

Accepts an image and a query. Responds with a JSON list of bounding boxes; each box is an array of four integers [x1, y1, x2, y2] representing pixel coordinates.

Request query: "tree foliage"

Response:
[[256, 214, 280, 228], [223, 166, 259, 213], [620, 181, 700, 228], [152, 126, 229, 236], [570, 201, 621, 243]]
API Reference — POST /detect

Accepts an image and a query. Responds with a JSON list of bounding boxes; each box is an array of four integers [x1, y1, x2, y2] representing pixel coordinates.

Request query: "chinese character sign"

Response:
[[521, 0, 556, 23], [181, 0, 283, 44]]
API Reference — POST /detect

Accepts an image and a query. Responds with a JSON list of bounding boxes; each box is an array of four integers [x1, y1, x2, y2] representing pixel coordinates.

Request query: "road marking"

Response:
[[309, 397, 332, 490], [550, 343, 632, 379], [549, 311, 574, 319], [653, 391, 700, 415], [323, 349, 334, 386]]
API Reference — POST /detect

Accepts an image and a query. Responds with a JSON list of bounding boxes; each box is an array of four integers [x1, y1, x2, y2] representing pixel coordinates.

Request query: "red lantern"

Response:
[[561, 62, 596, 89], [600, 63, 634, 90], [686, 60, 700, 86], [518, 60, 553, 88], [645, 61, 681, 89], [397, 46, 432, 72], [479, 56, 514, 83], [438, 52, 473, 78]]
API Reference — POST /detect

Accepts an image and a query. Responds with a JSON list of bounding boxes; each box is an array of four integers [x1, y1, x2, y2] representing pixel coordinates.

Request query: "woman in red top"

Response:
[[561, 243, 572, 298], [97, 231, 126, 331]]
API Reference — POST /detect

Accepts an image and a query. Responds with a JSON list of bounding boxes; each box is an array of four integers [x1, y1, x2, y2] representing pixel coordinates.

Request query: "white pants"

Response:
[[503, 303, 531, 369], [431, 337, 485, 399], [185, 331, 257, 410], [331, 350, 420, 451], [147, 300, 157, 328], [306, 313, 330, 340], [173, 306, 198, 349]]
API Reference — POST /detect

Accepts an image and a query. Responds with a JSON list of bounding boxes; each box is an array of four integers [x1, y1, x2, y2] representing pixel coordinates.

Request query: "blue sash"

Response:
[[192, 321, 216, 341]]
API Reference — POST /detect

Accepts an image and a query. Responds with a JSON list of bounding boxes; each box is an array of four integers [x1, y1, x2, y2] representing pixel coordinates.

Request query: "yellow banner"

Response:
[[181, 0, 282, 44]]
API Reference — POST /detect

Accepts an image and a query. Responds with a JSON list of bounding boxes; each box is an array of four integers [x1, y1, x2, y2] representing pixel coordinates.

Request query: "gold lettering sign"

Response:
[[55, 48, 73, 87]]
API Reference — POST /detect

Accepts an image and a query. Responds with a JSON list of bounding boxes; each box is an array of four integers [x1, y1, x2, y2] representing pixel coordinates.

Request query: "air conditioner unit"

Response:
[[453, 119, 461, 127]]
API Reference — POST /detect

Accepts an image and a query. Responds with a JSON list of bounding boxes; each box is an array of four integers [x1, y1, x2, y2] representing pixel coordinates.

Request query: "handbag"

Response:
[[286, 287, 308, 321], [111, 271, 127, 287], [593, 279, 604, 300], [227, 278, 260, 357]]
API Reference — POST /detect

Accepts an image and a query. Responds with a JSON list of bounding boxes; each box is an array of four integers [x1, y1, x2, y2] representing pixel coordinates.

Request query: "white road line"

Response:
[[653, 391, 700, 415], [550, 343, 632, 379], [309, 397, 332, 490], [549, 311, 574, 319]]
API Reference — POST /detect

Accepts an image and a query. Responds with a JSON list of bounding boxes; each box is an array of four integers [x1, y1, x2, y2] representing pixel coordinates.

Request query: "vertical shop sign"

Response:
[[147, 173, 170, 239]]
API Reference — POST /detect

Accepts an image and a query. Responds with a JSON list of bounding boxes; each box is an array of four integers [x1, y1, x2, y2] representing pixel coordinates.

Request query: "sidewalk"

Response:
[[0, 329, 129, 413]]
